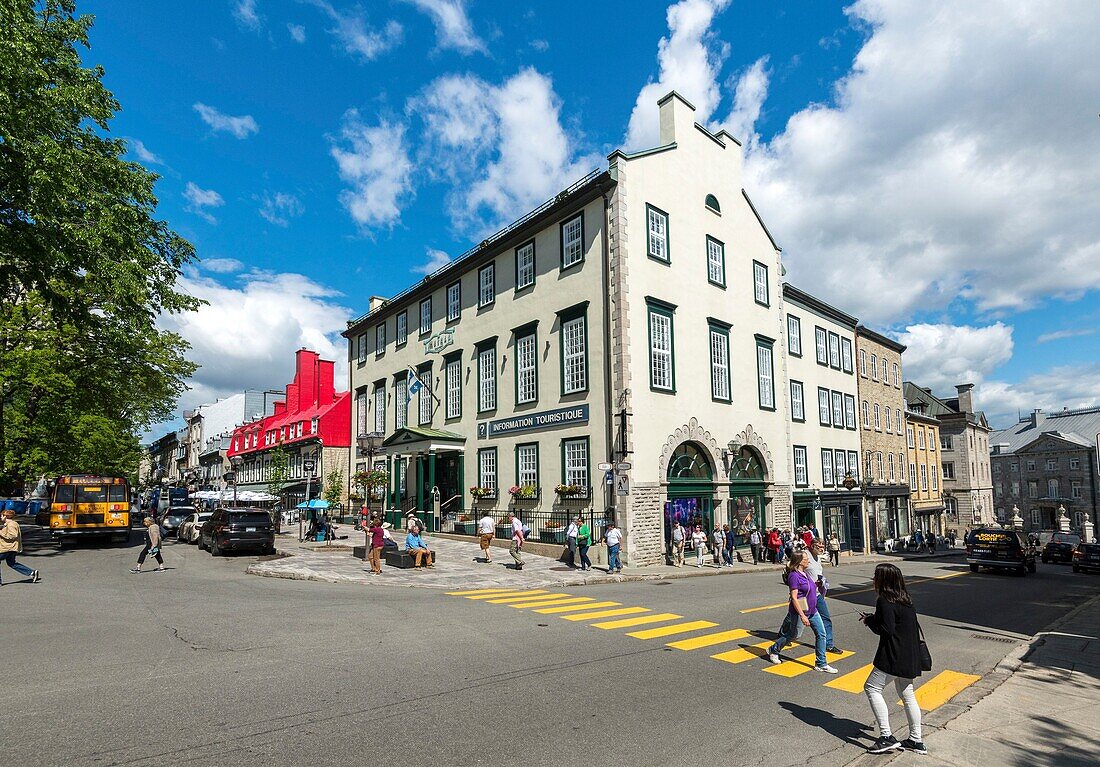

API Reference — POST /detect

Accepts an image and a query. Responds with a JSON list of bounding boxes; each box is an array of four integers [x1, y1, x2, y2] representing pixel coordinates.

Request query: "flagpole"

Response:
[[407, 365, 442, 404]]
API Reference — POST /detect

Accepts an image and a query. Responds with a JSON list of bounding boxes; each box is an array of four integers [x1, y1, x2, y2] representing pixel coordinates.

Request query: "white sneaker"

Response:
[[767, 653, 781, 665], [814, 664, 839, 674]]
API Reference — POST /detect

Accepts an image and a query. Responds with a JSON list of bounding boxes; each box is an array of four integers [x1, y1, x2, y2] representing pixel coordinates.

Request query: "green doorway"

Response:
[[664, 442, 717, 556], [729, 446, 767, 546]]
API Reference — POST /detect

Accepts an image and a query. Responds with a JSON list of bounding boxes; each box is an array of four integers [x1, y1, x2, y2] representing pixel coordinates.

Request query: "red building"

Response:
[[227, 349, 350, 507]]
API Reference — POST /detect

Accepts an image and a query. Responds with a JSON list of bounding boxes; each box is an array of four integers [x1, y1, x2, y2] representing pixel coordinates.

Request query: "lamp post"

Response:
[[301, 455, 316, 542], [357, 431, 385, 522], [229, 455, 243, 508]]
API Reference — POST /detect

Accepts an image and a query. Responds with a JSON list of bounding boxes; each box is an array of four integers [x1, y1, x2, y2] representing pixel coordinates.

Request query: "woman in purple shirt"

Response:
[[365, 518, 384, 575], [766, 550, 838, 673]]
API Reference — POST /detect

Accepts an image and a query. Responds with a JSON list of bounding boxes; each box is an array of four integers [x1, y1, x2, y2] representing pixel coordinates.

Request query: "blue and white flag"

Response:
[[406, 369, 423, 402]]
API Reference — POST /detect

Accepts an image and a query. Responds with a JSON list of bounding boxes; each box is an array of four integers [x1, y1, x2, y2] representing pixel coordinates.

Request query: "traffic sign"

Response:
[[597, 462, 613, 471], [616, 462, 632, 471], [616, 474, 631, 496], [303, 460, 316, 474], [605, 470, 614, 485]]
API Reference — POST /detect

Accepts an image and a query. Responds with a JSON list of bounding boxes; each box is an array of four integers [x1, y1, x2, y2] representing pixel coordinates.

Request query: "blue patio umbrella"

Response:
[[296, 499, 330, 510]]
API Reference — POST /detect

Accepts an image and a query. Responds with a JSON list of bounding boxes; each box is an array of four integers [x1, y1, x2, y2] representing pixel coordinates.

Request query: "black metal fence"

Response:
[[445, 507, 607, 546]]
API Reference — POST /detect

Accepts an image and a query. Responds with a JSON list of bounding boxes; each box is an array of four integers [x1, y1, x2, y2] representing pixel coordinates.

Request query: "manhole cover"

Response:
[[970, 634, 1018, 644]]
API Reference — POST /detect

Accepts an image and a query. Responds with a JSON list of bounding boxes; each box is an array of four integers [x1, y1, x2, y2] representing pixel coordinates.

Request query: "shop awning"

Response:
[[381, 427, 466, 455]]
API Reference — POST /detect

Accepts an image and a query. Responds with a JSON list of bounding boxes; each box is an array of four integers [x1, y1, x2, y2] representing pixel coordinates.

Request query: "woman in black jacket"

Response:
[[859, 563, 927, 755]]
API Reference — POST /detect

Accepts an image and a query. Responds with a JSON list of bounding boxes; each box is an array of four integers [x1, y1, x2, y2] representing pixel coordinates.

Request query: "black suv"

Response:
[[1041, 533, 1080, 564], [966, 528, 1036, 576], [1072, 542, 1100, 573], [199, 508, 275, 556]]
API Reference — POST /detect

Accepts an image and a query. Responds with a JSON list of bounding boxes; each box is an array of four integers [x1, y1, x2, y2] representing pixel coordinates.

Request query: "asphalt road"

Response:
[[4, 525, 1098, 767]]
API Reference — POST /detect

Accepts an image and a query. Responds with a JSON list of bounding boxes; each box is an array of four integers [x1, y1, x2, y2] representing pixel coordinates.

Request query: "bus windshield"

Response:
[[75, 486, 108, 503]]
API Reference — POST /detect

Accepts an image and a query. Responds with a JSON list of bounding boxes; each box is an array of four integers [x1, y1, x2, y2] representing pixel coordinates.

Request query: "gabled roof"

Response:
[[990, 406, 1100, 454], [903, 383, 954, 418], [1016, 430, 1093, 453]]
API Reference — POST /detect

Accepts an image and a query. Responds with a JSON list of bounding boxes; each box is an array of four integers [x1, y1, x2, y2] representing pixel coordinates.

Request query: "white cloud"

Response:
[[623, 0, 731, 151], [412, 68, 601, 232], [530, 39, 549, 52], [129, 138, 163, 165], [202, 258, 245, 274], [287, 23, 306, 43], [193, 103, 260, 139], [1036, 328, 1097, 344], [742, 0, 1100, 323], [307, 0, 403, 62], [896, 323, 1014, 393], [233, 0, 262, 31], [329, 112, 413, 230], [413, 248, 451, 275], [980, 365, 1100, 430], [712, 56, 769, 146], [258, 192, 304, 227], [183, 182, 225, 224], [402, 0, 485, 54]]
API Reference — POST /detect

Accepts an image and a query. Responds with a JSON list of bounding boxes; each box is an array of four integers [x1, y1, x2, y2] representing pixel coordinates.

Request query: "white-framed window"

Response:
[[445, 357, 461, 419], [831, 391, 844, 427], [888, 454, 895, 482], [828, 332, 841, 369], [419, 298, 432, 335], [841, 337, 853, 373], [1048, 478, 1058, 498], [478, 345, 496, 412], [355, 391, 367, 437], [753, 261, 769, 305], [848, 451, 860, 483], [356, 334, 367, 363], [396, 311, 408, 345], [517, 443, 538, 487], [859, 348, 867, 376], [844, 394, 856, 429], [706, 236, 725, 286], [516, 331, 537, 404], [907, 425, 915, 448], [478, 448, 497, 491], [1070, 458, 1081, 470], [373, 386, 386, 433], [884, 406, 892, 433], [943, 461, 955, 480], [516, 240, 535, 290], [562, 313, 587, 394], [892, 362, 900, 386], [446, 282, 460, 322], [821, 449, 834, 486], [395, 377, 407, 429], [1046, 458, 1057, 471], [918, 428, 926, 450], [931, 464, 938, 490], [757, 340, 775, 409], [1027, 460, 1036, 471], [894, 409, 902, 432], [375, 322, 386, 355], [882, 358, 889, 383], [834, 450, 847, 482], [648, 306, 674, 391], [919, 464, 928, 491], [793, 446, 808, 486], [819, 388, 831, 425], [873, 403, 881, 430], [646, 204, 669, 263], [710, 327, 730, 401], [870, 353, 879, 380], [1028, 480, 1038, 498], [787, 315, 802, 356], [1072, 480, 1082, 498], [563, 437, 589, 488], [815, 327, 828, 365], [1030, 509, 1041, 528], [478, 264, 495, 308], [861, 400, 870, 428], [561, 213, 584, 268], [418, 369, 432, 425], [790, 380, 805, 422], [907, 463, 917, 488]]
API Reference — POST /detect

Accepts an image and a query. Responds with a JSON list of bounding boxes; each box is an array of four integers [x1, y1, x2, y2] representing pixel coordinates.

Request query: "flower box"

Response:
[[508, 484, 540, 501], [554, 484, 591, 501], [540, 526, 567, 545]]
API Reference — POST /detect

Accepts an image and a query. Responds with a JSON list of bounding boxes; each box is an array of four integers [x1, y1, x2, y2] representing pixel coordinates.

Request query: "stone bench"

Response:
[[383, 549, 438, 569]]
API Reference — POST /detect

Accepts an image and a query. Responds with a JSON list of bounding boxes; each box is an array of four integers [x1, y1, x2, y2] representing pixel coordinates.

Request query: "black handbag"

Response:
[[917, 622, 933, 672]]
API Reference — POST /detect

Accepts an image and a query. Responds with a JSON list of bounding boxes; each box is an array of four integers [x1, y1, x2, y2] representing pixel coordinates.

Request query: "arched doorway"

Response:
[[728, 446, 768, 544], [664, 442, 716, 557]]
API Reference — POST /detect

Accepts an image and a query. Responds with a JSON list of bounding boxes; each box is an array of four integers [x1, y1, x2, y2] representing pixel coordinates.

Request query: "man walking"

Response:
[[477, 511, 496, 563], [130, 516, 165, 573], [669, 519, 685, 567], [807, 539, 841, 654], [604, 520, 623, 573], [565, 517, 579, 568], [0, 509, 40, 584], [749, 527, 762, 565], [509, 511, 525, 570]]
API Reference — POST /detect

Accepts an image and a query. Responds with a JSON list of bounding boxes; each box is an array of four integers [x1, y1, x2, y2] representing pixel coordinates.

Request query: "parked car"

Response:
[[966, 528, 1036, 575], [159, 506, 194, 538], [199, 507, 275, 556], [1041, 533, 1081, 564], [1072, 542, 1100, 573], [178, 510, 214, 543]]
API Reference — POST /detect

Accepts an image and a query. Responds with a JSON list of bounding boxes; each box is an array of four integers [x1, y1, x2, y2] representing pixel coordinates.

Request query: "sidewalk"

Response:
[[851, 591, 1100, 767]]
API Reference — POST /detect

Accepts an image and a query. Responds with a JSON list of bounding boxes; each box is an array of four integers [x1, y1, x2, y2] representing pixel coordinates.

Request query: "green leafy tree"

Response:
[[265, 445, 289, 505], [0, 1, 200, 493], [322, 468, 344, 513]]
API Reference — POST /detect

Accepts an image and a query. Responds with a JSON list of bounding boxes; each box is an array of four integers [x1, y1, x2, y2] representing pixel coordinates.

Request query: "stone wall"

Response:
[[768, 483, 792, 529], [626, 482, 665, 566]]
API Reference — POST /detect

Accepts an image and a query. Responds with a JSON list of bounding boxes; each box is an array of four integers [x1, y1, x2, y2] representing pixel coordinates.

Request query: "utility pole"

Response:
[[300, 458, 316, 542]]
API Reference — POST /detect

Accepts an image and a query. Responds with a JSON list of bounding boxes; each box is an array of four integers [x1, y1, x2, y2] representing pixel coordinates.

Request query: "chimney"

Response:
[[317, 358, 335, 404], [369, 295, 387, 313], [295, 349, 319, 412], [657, 91, 696, 145], [1030, 409, 1045, 428], [955, 383, 975, 414]]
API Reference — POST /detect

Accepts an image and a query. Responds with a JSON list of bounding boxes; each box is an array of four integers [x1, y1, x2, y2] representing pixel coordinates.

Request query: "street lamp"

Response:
[[229, 455, 243, 508], [357, 431, 385, 520]]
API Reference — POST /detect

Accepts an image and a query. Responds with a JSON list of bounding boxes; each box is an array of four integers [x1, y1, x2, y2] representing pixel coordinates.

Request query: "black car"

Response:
[[966, 528, 1036, 575], [199, 507, 275, 556], [1072, 542, 1100, 573], [159, 506, 194, 537], [1041, 533, 1080, 564]]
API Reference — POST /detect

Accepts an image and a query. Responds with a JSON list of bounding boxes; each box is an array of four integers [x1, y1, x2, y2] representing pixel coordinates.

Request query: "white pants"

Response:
[[864, 667, 922, 741]]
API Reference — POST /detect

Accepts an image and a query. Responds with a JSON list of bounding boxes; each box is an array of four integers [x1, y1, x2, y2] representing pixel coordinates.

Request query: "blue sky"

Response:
[[80, 1, 1100, 433]]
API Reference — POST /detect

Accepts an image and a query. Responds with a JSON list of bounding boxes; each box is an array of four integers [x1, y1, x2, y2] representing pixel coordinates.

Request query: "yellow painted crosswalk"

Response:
[[448, 588, 983, 713]]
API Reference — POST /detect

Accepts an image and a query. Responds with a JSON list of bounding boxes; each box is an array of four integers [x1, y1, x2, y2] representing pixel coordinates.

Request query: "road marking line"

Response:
[[562, 607, 650, 621], [446, 588, 516, 595], [712, 640, 782, 665], [825, 663, 875, 693], [626, 620, 719, 640], [905, 670, 981, 711], [591, 613, 683, 630], [764, 649, 855, 677], [508, 597, 596, 609], [667, 628, 751, 651], [463, 590, 548, 600], [484, 593, 570, 605], [932, 571, 968, 580], [535, 601, 621, 614], [740, 601, 791, 614]]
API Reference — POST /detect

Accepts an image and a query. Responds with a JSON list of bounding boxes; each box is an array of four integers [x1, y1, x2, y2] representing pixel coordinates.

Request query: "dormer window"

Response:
[[705, 194, 721, 214]]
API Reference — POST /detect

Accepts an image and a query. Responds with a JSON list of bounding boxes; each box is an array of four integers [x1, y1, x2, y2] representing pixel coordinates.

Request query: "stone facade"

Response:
[[904, 401, 945, 534]]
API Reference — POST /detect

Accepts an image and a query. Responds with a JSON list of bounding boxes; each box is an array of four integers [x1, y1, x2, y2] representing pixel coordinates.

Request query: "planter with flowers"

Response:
[[453, 514, 476, 536], [539, 521, 567, 544], [470, 486, 497, 504], [554, 484, 590, 502], [508, 484, 540, 503]]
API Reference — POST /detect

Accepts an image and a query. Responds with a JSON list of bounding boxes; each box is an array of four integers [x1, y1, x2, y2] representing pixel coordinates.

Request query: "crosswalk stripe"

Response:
[[591, 613, 683, 630], [667, 628, 751, 651], [907, 670, 981, 711], [562, 607, 650, 621], [764, 649, 855, 677], [626, 620, 719, 640], [712, 639, 791, 665], [484, 593, 570, 604], [535, 601, 622, 614], [445, 588, 516, 596], [740, 601, 790, 614], [510, 597, 596, 609], [825, 663, 875, 693], [463, 590, 548, 600]]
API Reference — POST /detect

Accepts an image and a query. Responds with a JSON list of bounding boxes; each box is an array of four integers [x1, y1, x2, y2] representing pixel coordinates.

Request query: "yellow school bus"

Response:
[[50, 475, 131, 544]]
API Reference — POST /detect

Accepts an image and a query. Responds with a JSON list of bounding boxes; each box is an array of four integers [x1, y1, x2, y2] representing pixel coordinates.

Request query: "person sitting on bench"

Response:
[[404, 526, 435, 569]]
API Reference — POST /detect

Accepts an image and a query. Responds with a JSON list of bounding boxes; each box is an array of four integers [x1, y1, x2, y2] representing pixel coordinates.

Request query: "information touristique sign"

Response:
[[478, 404, 590, 438]]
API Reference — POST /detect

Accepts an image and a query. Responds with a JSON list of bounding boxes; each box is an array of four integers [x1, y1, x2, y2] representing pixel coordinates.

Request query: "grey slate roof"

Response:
[[990, 407, 1100, 454]]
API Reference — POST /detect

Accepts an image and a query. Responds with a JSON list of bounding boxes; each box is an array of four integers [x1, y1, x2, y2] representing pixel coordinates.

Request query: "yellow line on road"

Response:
[[508, 597, 596, 609], [445, 588, 516, 595], [740, 601, 790, 614], [591, 613, 683, 630], [484, 593, 570, 604], [562, 607, 650, 621], [535, 601, 621, 614], [906, 670, 981, 711], [464, 589, 548, 600], [825, 663, 875, 693], [764, 649, 854, 677], [667, 628, 751, 651], [932, 571, 968, 580], [712, 640, 779, 665], [626, 620, 719, 640]]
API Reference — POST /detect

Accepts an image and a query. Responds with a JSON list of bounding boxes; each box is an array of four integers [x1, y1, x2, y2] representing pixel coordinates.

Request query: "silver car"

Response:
[[177, 510, 214, 543]]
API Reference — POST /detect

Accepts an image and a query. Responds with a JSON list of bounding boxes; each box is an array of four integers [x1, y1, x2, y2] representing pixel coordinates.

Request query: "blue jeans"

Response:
[[768, 610, 828, 667], [1, 551, 34, 579], [723, 546, 734, 565], [816, 593, 834, 648], [579, 544, 591, 569], [607, 543, 621, 571]]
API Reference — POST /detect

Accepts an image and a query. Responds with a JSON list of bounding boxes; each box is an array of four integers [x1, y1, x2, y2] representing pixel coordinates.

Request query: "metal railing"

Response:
[[448, 509, 606, 547]]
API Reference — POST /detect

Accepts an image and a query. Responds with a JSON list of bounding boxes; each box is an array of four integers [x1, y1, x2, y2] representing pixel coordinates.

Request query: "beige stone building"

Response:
[[855, 326, 910, 548], [904, 390, 945, 535]]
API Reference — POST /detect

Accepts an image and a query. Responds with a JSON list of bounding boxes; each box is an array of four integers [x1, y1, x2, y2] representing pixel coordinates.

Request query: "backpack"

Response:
[[521, 524, 532, 539]]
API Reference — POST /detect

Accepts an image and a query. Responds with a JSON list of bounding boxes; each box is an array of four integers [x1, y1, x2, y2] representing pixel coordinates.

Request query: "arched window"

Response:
[[705, 194, 721, 214], [667, 442, 714, 481], [729, 446, 765, 481]]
